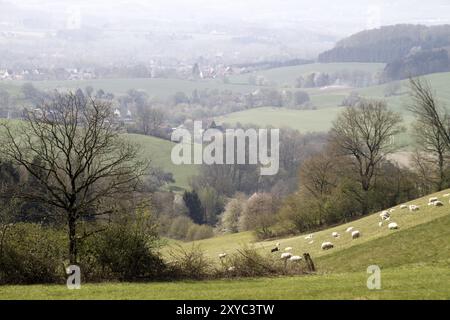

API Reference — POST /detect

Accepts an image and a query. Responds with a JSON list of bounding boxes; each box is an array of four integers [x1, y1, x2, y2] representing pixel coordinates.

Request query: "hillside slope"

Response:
[[171, 189, 450, 268]]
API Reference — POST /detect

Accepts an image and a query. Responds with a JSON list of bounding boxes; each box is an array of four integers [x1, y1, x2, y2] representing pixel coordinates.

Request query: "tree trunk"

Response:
[[438, 152, 445, 191], [68, 215, 78, 265]]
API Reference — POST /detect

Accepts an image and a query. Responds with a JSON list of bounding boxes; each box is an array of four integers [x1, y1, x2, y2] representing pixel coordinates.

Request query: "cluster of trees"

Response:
[[383, 49, 449, 81], [296, 70, 376, 88], [319, 24, 450, 63], [171, 88, 312, 117]]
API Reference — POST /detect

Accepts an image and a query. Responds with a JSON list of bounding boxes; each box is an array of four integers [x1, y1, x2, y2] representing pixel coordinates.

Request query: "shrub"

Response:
[[80, 215, 166, 281], [216, 246, 308, 278], [167, 244, 213, 280], [167, 216, 194, 240], [186, 224, 214, 241], [0, 223, 66, 284]]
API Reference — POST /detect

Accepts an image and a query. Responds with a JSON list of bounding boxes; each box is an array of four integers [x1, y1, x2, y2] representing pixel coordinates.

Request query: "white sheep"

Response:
[[443, 193, 450, 197], [332, 232, 340, 238], [308, 240, 314, 244], [281, 252, 292, 259], [409, 205, 420, 212], [388, 222, 398, 230], [389, 208, 395, 213], [429, 197, 438, 203], [218, 253, 227, 259], [289, 255, 302, 262], [434, 201, 444, 207], [380, 211, 390, 220], [345, 227, 354, 233], [284, 247, 293, 252], [400, 204, 408, 209], [378, 221, 383, 227], [304, 234, 313, 240], [321, 242, 334, 250], [351, 230, 361, 239]]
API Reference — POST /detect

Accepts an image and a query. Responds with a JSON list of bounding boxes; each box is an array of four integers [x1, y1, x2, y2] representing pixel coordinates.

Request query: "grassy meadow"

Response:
[[1, 189, 449, 300]]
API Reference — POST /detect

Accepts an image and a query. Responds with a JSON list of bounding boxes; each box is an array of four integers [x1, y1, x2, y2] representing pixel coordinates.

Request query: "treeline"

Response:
[[295, 70, 377, 88], [318, 24, 450, 81]]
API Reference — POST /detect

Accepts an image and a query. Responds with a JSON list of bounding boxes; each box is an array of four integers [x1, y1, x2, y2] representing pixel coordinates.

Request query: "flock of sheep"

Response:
[[217, 193, 448, 265], [317, 194, 448, 252]]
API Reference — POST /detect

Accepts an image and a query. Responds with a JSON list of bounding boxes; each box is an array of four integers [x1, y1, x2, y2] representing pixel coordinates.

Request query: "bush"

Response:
[[167, 244, 213, 280], [0, 223, 66, 284], [167, 216, 194, 240], [80, 215, 166, 281], [186, 224, 214, 241], [216, 246, 308, 278]]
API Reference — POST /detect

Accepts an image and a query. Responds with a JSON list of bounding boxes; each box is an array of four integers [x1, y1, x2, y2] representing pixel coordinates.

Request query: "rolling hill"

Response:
[[2, 189, 448, 299], [168, 189, 450, 266]]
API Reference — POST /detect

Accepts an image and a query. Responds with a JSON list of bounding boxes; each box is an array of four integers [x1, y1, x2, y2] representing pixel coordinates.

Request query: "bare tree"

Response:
[[408, 77, 450, 147], [0, 93, 148, 264], [137, 105, 165, 135], [408, 77, 450, 190], [330, 99, 404, 214]]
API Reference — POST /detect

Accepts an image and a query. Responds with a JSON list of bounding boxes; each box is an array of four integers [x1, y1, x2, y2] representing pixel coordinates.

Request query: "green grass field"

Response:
[[1, 264, 448, 299], [228, 62, 386, 87], [1, 189, 448, 300], [124, 134, 197, 190]]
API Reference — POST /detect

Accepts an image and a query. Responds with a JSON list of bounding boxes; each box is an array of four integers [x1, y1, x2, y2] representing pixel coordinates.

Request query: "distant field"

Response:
[[124, 134, 198, 190], [216, 106, 341, 132], [228, 62, 386, 86], [0, 63, 385, 101], [0, 78, 260, 100]]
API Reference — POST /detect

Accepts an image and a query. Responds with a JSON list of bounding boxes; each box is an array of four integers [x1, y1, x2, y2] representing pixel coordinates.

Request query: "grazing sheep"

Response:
[[443, 193, 450, 197], [281, 252, 292, 259], [429, 197, 438, 203], [308, 240, 314, 244], [351, 230, 361, 239], [409, 205, 420, 212], [389, 209, 395, 213], [388, 222, 398, 230], [332, 232, 340, 238], [434, 201, 444, 207], [284, 247, 293, 252], [321, 242, 334, 250], [378, 221, 383, 227], [304, 234, 313, 240], [380, 211, 390, 220], [400, 204, 408, 209], [218, 253, 227, 259], [289, 255, 302, 262], [345, 227, 354, 233]]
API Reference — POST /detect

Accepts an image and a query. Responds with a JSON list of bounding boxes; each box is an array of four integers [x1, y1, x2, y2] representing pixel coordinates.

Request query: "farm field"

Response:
[[1, 264, 448, 299], [2, 189, 449, 300], [227, 62, 386, 86], [216, 71, 450, 139], [124, 134, 197, 190]]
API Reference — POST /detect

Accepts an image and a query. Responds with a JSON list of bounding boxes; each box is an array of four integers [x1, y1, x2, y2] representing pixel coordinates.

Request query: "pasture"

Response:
[[1, 189, 449, 299]]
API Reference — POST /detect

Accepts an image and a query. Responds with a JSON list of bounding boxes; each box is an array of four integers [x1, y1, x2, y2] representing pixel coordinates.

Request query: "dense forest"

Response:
[[318, 24, 450, 81]]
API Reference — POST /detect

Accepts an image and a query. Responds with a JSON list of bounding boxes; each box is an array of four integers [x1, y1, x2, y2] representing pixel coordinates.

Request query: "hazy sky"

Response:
[[6, 0, 450, 31]]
